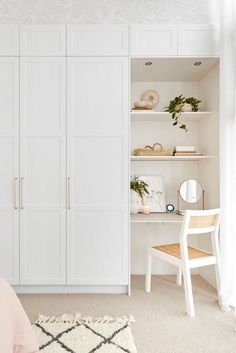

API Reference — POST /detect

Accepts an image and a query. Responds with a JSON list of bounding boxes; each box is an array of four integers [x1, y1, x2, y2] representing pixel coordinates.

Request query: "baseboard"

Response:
[[13, 285, 128, 294]]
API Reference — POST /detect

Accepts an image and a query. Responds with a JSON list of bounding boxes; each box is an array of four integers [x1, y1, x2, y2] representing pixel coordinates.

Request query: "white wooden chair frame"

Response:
[[145, 209, 221, 317]]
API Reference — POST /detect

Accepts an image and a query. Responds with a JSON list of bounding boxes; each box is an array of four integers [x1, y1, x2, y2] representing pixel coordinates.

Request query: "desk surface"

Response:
[[130, 213, 183, 223]]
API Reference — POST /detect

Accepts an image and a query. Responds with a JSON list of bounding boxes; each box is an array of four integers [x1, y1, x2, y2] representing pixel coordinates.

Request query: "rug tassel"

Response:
[[35, 313, 135, 325]]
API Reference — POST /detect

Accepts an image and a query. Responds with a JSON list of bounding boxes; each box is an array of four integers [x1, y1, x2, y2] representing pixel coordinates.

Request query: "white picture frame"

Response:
[[139, 175, 166, 212]]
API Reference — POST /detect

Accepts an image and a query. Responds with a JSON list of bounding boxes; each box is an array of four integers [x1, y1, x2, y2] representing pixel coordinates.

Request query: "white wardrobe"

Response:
[[0, 24, 129, 292], [0, 23, 219, 293]]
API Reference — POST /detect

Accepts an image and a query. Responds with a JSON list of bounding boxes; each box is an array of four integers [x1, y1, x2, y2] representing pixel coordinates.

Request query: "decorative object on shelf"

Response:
[[142, 204, 151, 214], [176, 179, 205, 215], [134, 101, 148, 108], [139, 176, 165, 213], [165, 95, 201, 132], [166, 204, 175, 213], [132, 89, 159, 112], [133, 142, 174, 156], [130, 176, 149, 214], [141, 90, 160, 108]]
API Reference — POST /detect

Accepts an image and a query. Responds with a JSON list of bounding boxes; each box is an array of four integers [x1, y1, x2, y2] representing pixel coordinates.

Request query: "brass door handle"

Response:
[[67, 177, 71, 209], [13, 177, 18, 209], [20, 177, 24, 209]]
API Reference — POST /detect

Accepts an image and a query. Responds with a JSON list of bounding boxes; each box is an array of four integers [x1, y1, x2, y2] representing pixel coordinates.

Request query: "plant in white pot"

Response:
[[165, 95, 201, 132], [130, 176, 149, 214]]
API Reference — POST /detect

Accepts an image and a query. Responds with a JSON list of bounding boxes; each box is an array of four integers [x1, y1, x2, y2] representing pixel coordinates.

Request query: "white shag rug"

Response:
[[33, 313, 137, 353]]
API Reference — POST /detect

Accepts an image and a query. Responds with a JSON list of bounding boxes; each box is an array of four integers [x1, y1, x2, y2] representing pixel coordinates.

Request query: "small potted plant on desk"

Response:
[[130, 176, 149, 214]]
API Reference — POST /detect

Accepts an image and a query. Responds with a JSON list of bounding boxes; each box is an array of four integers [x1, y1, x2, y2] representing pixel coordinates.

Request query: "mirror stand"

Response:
[[176, 189, 205, 214]]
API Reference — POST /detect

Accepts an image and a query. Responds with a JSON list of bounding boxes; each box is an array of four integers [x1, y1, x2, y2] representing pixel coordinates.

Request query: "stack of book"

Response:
[[131, 107, 153, 112], [174, 146, 203, 156]]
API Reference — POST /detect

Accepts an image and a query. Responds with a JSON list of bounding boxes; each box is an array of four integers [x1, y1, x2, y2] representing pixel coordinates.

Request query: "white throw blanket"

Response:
[[0, 279, 39, 353]]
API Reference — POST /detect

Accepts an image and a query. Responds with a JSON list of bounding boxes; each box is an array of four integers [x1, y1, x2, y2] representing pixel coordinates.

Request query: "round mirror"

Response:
[[179, 179, 203, 203]]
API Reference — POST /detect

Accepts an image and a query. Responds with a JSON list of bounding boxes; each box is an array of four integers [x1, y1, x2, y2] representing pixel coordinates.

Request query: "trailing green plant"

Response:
[[165, 95, 201, 132], [130, 176, 149, 204], [185, 97, 201, 111]]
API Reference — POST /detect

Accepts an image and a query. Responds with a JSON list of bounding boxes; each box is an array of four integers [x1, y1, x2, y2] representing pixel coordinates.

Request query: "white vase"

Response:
[[182, 103, 192, 112], [130, 190, 142, 214]]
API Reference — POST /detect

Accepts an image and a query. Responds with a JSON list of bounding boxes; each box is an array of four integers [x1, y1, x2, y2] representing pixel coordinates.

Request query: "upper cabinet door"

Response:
[[178, 25, 220, 56], [130, 25, 178, 56], [0, 25, 19, 56], [20, 25, 66, 56], [67, 25, 128, 56]]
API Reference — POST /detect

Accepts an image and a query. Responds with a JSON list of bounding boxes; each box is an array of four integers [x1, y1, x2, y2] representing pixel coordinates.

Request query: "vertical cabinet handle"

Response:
[[13, 177, 18, 209], [20, 177, 24, 210], [67, 177, 71, 209]]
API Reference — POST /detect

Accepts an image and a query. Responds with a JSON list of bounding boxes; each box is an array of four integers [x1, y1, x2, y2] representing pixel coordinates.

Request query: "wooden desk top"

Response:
[[130, 213, 183, 223]]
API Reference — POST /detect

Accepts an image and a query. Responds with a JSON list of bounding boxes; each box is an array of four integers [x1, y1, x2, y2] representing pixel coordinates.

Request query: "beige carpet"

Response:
[[19, 275, 235, 353]]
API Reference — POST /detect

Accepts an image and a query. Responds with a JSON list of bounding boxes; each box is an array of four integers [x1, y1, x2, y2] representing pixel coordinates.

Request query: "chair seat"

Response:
[[152, 243, 212, 260]]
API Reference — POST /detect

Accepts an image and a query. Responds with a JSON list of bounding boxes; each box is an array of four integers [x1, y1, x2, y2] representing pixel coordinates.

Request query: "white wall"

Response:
[[0, 0, 219, 24]]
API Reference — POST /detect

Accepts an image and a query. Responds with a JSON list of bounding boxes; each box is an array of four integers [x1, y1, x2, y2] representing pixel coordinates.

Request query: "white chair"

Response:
[[145, 209, 221, 317]]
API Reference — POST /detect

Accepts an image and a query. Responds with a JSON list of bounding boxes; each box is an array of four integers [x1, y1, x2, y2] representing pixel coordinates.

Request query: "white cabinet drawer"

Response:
[[130, 25, 178, 56], [20, 25, 66, 56], [67, 25, 128, 56], [0, 25, 19, 55], [178, 25, 220, 56]]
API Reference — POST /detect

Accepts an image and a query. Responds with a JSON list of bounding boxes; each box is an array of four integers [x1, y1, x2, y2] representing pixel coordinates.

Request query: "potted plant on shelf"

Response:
[[130, 176, 149, 214], [165, 95, 201, 132]]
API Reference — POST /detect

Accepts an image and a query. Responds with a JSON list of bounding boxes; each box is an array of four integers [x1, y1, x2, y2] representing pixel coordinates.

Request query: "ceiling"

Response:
[[131, 58, 219, 82]]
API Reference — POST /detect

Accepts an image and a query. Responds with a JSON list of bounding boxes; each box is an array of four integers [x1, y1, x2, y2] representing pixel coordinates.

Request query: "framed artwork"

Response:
[[139, 175, 166, 212]]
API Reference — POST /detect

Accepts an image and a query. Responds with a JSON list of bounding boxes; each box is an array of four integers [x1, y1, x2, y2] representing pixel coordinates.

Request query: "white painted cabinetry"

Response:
[[67, 25, 129, 56], [67, 57, 129, 285], [20, 57, 66, 284], [130, 25, 178, 56], [20, 25, 66, 56], [130, 24, 220, 57], [178, 25, 220, 56], [0, 25, 19, 56], [0, 58, 19, 284], [0, 24, 220, 292]]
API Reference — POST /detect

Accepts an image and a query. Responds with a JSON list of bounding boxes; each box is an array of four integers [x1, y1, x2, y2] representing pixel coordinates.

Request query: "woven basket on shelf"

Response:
[[133, 142, 174, 156]]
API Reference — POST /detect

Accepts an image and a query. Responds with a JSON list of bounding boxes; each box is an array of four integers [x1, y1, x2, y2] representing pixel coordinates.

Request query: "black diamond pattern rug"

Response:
[[33, 314, 137, 353]]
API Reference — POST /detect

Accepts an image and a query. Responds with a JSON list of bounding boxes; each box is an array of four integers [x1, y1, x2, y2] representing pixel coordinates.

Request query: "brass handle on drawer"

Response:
[[20, 177, 24, 210], [67, 177, 71, 209], [13, 177, 18, 209]]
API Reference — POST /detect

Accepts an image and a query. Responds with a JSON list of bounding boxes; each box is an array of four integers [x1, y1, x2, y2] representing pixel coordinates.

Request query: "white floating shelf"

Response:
[[130, 111, 213, 122], [131, 155, 212, 161]]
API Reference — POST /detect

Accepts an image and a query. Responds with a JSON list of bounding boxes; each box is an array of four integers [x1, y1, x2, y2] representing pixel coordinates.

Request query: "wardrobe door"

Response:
[[20, 57, 66, 284], [67, 57, 129, 285], [0, 58, 19, 284]]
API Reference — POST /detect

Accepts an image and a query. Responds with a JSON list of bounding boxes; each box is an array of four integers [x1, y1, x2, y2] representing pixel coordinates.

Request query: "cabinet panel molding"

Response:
[[67, 25, 128, 56], [20, 25, 66, 56], [0, 25, 19, 56], [178, 24, 220, 56], [130, 24, 178, 56]]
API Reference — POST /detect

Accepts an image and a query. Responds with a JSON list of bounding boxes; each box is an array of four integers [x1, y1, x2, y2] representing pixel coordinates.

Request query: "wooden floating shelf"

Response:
[[130, 111, 213, 122], [131, 155, 212, 161]]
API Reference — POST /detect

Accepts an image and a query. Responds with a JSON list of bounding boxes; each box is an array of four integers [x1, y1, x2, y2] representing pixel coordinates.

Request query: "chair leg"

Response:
[[214, 262, 221, 307], [176, 267, 182, 286], [182, 266, 195, 317], [145, 250, 152, 293]]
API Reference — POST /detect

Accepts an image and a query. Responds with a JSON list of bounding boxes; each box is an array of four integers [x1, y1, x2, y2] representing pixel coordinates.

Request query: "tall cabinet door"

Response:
[[20, 57, 66, 284], [67, 57, 129, 285], [0, 58, 19, 284]]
